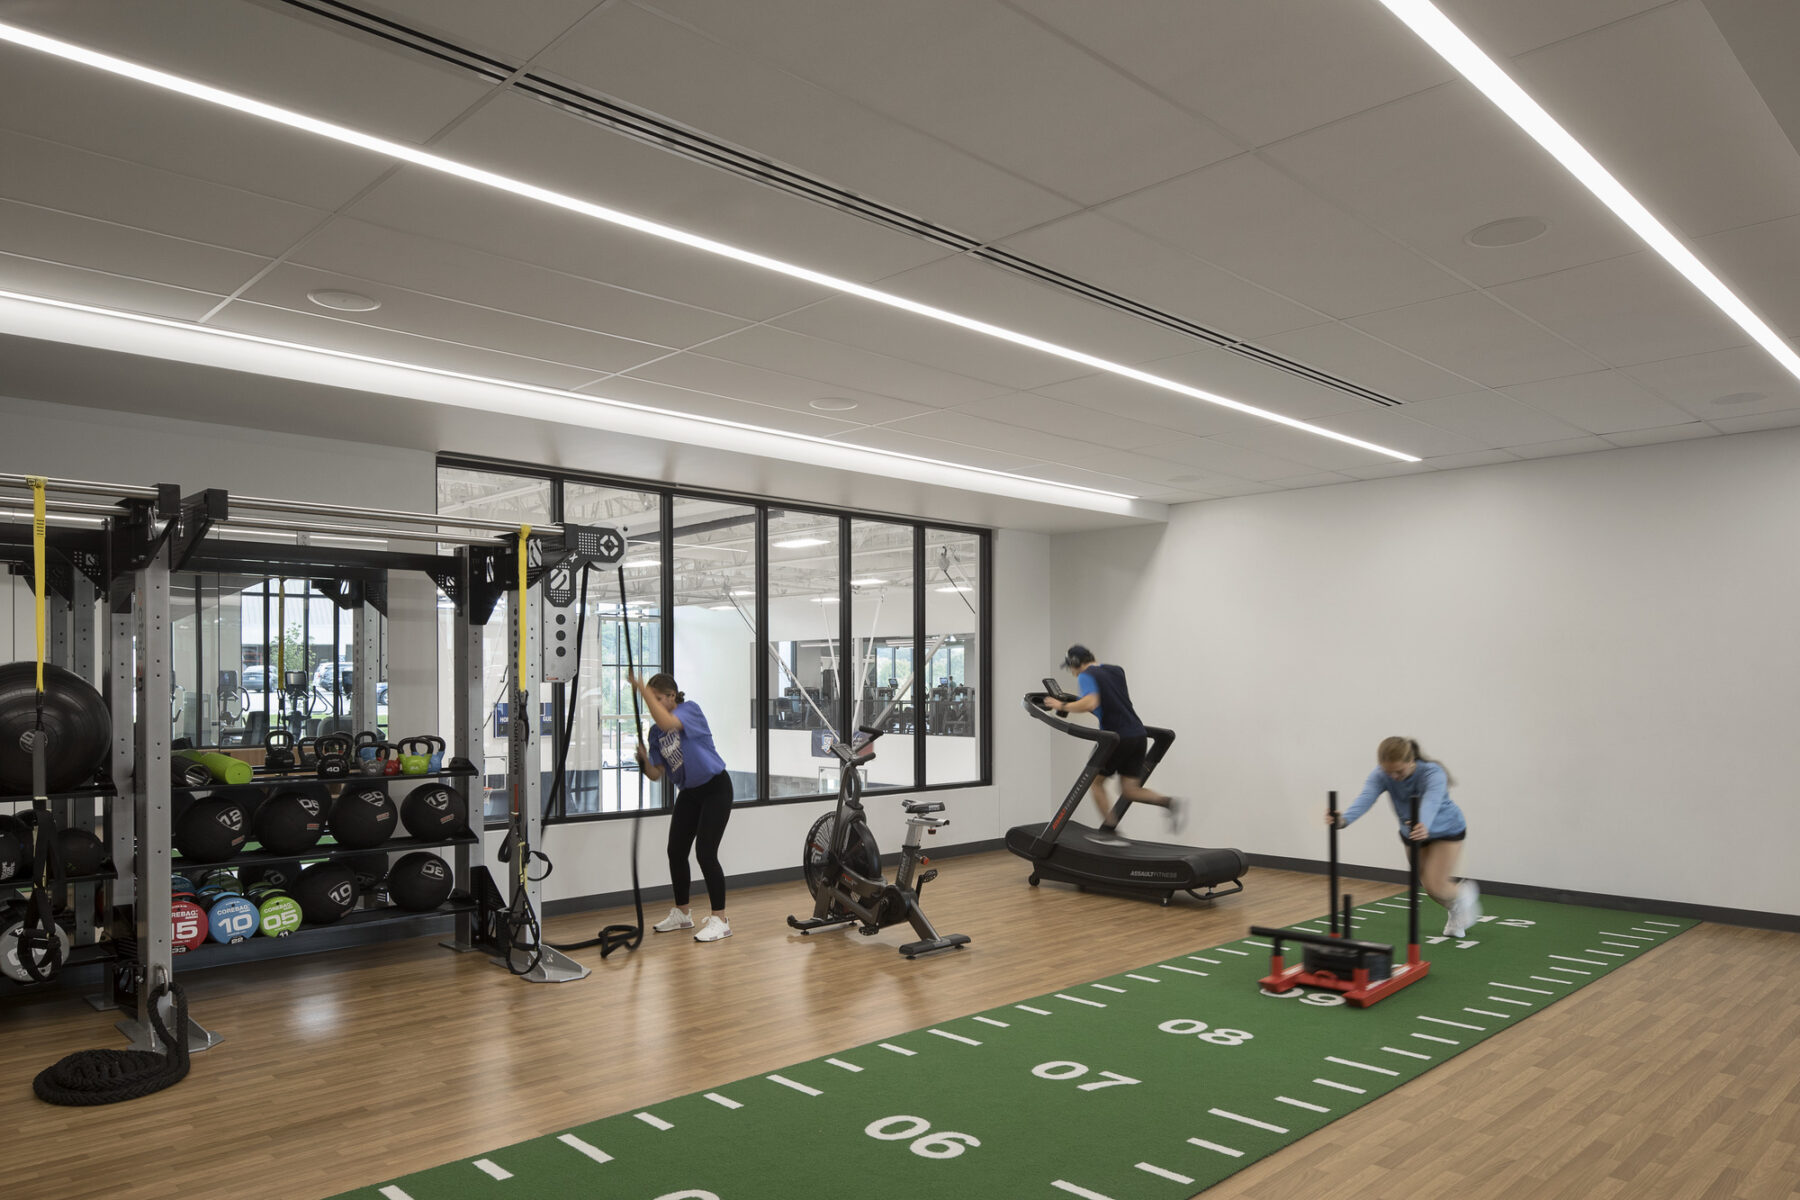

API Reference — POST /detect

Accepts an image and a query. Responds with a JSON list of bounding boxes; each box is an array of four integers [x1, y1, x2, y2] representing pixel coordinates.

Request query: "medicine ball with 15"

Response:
[[400, 783, 468, 841]]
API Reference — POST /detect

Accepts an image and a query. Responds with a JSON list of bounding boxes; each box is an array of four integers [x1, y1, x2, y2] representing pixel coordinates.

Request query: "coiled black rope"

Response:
[[34, 980, 190, 1105]]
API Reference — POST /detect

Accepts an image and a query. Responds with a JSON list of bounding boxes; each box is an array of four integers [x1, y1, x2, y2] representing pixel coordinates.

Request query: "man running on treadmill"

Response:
[[1042, 645, 1187, 837]]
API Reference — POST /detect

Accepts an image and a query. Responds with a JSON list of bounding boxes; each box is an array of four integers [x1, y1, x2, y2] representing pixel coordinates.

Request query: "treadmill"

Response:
[[1006, 679, 1246, 906]]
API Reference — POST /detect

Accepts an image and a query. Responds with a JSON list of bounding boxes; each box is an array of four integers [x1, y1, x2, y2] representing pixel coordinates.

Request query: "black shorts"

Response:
[[1399, 827, 1467, 849], [1098, 734, 1148, 779]]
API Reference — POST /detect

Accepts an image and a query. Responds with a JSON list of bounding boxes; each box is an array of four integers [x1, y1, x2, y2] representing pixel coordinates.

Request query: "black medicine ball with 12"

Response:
[[174, 797, 249, 863]]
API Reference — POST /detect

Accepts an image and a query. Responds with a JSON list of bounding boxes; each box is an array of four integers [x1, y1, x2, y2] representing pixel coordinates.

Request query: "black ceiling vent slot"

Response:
[[270, 0, 1404, 409]]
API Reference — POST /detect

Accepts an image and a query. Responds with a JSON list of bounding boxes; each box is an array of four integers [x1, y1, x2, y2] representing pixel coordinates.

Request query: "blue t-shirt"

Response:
[[645, 700, 727, 790], [1342, 761, 1466, 838], [1076, 664, 1146, 738]]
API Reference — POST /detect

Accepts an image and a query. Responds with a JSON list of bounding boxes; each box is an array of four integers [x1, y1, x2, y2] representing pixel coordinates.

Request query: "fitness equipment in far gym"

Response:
[[1009, 679, 1246, 906], [1251, 790, 1430, 1007], [788, 725, 970, 959]]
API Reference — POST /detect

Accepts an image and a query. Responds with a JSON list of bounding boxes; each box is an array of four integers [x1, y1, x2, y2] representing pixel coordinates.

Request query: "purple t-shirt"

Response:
[[645, 700, 727, 790]]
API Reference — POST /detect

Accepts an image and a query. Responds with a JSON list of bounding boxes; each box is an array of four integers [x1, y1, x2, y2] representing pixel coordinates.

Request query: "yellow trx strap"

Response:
[[28, 476, 46, 696]]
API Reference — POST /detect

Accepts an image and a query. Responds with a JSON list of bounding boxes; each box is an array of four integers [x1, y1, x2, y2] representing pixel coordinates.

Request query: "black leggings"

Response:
[[669, 771, 733, 910]]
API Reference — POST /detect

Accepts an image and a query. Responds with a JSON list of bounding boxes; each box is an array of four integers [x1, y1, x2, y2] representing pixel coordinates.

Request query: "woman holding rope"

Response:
[[632, 672, 735, 943]]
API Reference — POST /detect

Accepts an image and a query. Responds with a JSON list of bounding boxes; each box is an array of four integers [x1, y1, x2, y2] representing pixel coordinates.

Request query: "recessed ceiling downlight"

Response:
[[809, 397, 858, 412], [1465, 217, 1549, 248], [1711, 391, 1764, 407], [308, 289, 381, 312]]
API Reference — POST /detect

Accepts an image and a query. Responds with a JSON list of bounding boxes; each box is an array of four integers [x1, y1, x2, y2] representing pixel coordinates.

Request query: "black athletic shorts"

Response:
[[1098, 734, 1148, 779], [1399, 827, 1467, 848]]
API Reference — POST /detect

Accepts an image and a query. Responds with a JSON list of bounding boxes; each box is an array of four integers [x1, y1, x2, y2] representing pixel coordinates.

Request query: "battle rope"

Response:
[[34, 979, 190, 1105]]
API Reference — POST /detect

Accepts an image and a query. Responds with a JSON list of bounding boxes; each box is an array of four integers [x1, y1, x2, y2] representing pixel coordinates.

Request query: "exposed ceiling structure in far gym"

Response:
[[1, 0, 1798, 530]]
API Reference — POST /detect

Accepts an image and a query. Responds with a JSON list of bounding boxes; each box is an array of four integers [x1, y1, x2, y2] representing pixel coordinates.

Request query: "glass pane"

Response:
[[671, 496, 757, 805], [767, 508, 841, 799], [563, 484, 663, 815], [848, 521, 916, 791], [925, 529, 981, 786]]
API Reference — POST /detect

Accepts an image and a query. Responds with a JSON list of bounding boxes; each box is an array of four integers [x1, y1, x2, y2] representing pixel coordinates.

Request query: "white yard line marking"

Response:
[[1325, 1056, 1398, 1077], [1187, 956, 1220, 964], [1156, 964, 1209, 976], [973, 1016, 1010, 1027], [635, 1113, 673, 1131], [1276, 1095, 1331, 1112], [474, 1160, 511, 1181], [1091, 984, 1127, 993], [1420, 1016, 1484, 1031], [1549, 966, 1590, 975], [928, 1029, 982, 1046], [1215, 947, 1249, 956], [380, 1188, 416, 1200], [1209, 1107, 1290, 1133], [1585, 949, 1625, 957], [878, 1043, 916, 1055], [1529, 976, 1572, 987], [1186, 1137, 1246, 1157], [826, 1058, 863, 1073], [1600, 931, 1652, 941], [704, 1093, 741, 1109], [1016, 1005, 1052, 1015], [1056, 993, 1108, 1007], [1465, 1008, 1509, 1019], [767, 1075, 822, 1096], [1630, 927, 1666, 935], [1549, 955, 1607, 966], [1243, 941, 1274, 950], [1642, 920, 1681, 928], [1051, 1181, 1117, 1200], [1487, 996, 1533, 1007], [1313, 1078, 1366, 1094], [1412, 1033, 1459, 1045], [1125, 974, 1162, 983], [1376, 900, 1412, 910], [558, 1134, 613, 1165], [1601, 941, 1639, 949], [1136, 1162, 1195, 1185], [1490, 982, 1552, 995], [1358, 907, 1385, 914], [1382, 1046, 1431, 1060]]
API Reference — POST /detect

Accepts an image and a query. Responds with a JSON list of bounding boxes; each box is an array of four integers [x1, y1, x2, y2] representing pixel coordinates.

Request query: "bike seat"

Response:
[[904, 801, 945, 814]]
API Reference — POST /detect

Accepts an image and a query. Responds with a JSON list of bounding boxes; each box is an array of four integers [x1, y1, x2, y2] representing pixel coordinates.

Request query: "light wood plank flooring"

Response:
[[3, 852, 1795, 1200]]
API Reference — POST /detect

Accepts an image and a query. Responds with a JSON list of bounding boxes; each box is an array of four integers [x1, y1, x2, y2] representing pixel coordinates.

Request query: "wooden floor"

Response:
[[4, 852, 1797, 1200]]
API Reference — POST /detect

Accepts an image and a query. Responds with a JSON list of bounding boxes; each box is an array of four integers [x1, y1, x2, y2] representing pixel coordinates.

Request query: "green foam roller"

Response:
[[177, 750, 254, 786]]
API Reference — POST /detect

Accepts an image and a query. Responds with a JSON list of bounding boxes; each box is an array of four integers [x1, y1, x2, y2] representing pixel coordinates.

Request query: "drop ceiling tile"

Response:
[[0, 199, 267, 295], [954, 391, 1171, 451], [533, 1, 1074, 241], [1148, 346, 1383, 423], [645, 0, 1239, 204], [1696, 214, 1800, 340], [1012, 0, 1454, 147], [1510, 2, 1800, 238], [343, 167, 829, 320], [1622, 346, 1800, 418], [1400, 391, 1590, 448], [997, 212, 1323, 341], [1265, 471, 1357, 489], [1342, 461, 1436, 481], [1020, 462, 1159, 498], [0, 130, 326, 257], [1499, 370, 1695, 435], [1195, 478, 1283, 497], [1435, 0, 1668, 56], [0, 47, 395, 209], [1249, 322, 1475, 403], [877, 409, 1099, 467], [1149, 436, 1315, 482], [575, 376, 867, 439], [1296, 410, 1488, 460], [1490, 252, 1747, 367], [1102, 155, 1468, 319], [1603, 423, 1714, 447], [359, 0, 602, 62], [694, 325, 998, 408], [623, 353, 934, 425], [827, 426, 1051, 474], [1207, 422, 1405, 473], [0, 253, 224, 321], [291, 218, 748, 349], [1422, 449, 1520, 470], [1071, 448, 1240, 491], [1262, 82, 1642, 288], [1033, 372, 1294, 441], [208, 301, 607, 390], [1506, 436, 1615, 459], [235, 264, 673, 376], [1708, 409, 1800, 434], [1348, 291, 1605, 387]]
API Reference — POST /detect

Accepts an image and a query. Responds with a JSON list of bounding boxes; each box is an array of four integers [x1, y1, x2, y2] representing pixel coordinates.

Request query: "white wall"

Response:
[[1047, 431, 1800, 918]]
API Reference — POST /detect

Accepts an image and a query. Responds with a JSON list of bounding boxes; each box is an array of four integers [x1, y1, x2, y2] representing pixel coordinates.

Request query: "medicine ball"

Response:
[[341, 851, 389, 893], [290, 861, 359, 925], [240, 860, 301, 891], [0, 902, 72, 981], [0, 661, 112, 794], [56, 827, 107, 876], [252, 891, 301, 938], [170, 897, 208, 953], [206, 894, 259, 944], [253, 790, 325, 856], [384, 851, 454, 912], [400, 784, 468, 841], [174, 797, 248, 864], [329, 785, 395, 850]]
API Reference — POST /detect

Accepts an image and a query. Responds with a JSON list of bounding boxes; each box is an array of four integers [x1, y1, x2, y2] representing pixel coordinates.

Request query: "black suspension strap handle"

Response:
[[598, 560, 646, 958]]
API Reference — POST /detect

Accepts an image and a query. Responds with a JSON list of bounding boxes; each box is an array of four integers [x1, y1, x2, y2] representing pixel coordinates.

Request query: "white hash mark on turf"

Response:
[[1487, 996, 1532, 1007], [1419, 1016, 1483, 1031], [1056, 993, 1107, 1007], [1490, 982, 1552, 994], [1325, 1056, 1398, 1076], [558, 1134, 612, 1164], [635, 1113, 673, 1130], [1529, 976, 1572, 987], [1016, 1005, 1052, 1015], [878, 1043, 916, 1055], [1313, 1078, 1366, 1093], [928, 1028, 981, 1046], [1157, 964, 1208, 976], [1276, 1095, 1331, 1112], [1549, 966, 1590, 975], [474, 1160, 511, 1180], [1187, 956, 1220, 964], [1136, 1162, 1195, 1184], [379, 1188, 415, 1200], [767, 1074, 822, 1096], [826, 1058, 862, 1072], [1550, 955, 1607, 966], [1642, 920, 1680, 928], [1051, 1180, 1118, 1199], [1599, 931, 1652, 941], [1381, 1046, 1430, 1060], [1187, 1137, 1245, 1157], [1585, 949, 1624, 957], [973, 1016, 1009, 1027], [1091, 984, 1127, 993], [1214, 948, 1249, 956], [1412, 1033, 1458, 1044], [1465, 1008, 1510, 1019], [1126, 974, 1161, 983], [704, 1093, 740, 1109], [1209, 1107, 1289, 1133]]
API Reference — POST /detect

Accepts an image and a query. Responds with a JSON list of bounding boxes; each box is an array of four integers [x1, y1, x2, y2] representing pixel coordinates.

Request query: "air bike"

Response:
[[1007, 679, 1246, 906], [788, 725, 971, 959], [1251, 791, 1429, 1007]]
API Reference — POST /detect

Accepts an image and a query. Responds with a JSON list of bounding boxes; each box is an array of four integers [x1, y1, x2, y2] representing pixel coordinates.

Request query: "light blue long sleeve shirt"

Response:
[[1342, 761, 1466, 838]]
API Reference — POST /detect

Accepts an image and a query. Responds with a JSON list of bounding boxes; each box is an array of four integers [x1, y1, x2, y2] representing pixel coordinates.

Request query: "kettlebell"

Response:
[[397, 737, 432, 777], [354, 730, 380, 764], [423, 735, 446, 773], [296, 736, 319, 771], [264, 728, 297, 774], [315, 733, 352, 780], [358, 741, 390, 777]]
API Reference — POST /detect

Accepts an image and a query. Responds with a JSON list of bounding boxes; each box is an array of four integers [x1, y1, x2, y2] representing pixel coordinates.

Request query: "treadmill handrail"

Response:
[[1022, 692, 1118, 857], [1024, 691, 1114, 742]]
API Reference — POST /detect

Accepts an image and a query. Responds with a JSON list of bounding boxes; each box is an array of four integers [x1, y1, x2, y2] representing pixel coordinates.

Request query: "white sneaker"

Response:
[[1442, 913, 1465, 938], [694, 915, 732, 943], [1166, 797, 1189, 836], [1457, 879, 1482, 927], [653, 907, 693, 933]]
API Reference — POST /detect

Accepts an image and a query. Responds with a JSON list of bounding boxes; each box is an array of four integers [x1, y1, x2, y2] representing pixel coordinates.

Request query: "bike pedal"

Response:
[[858, 926, 881, 936], [917, 869, 938, 885]]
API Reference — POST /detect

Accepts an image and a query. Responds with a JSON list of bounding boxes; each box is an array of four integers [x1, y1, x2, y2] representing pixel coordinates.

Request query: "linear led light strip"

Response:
[[0, 19, 1417, 465], [1377, 0, 1800, 383]]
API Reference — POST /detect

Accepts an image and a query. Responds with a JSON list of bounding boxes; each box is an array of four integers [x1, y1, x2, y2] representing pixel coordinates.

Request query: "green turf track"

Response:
[[336, 895, 1695, 1200]]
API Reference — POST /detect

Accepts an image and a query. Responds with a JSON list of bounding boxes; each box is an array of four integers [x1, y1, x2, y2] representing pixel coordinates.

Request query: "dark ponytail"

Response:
[[646, 673, 685, 705], [1410, 739, 1455, 786]]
